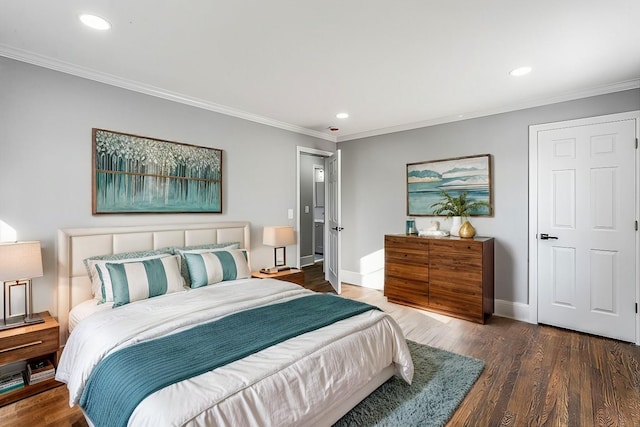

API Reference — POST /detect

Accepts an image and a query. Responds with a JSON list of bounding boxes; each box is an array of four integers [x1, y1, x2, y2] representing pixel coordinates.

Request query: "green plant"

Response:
[[430, 191, 489, 218]]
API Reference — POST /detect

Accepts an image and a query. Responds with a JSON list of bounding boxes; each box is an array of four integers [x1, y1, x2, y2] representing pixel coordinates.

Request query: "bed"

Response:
[[55, 222, 414, 427]]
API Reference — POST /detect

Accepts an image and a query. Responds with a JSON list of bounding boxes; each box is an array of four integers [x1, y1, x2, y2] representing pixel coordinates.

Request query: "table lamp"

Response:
[[262, 226, 295, 272], [0, 241, 44, 330]]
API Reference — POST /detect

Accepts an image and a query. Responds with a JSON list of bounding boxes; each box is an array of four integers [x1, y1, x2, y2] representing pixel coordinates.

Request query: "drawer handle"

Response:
[[0, 340, 43, 354]]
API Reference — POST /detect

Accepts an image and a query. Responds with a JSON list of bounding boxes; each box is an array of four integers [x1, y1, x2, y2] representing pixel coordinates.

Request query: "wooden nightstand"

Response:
[[251, 269, 305, 286], [0, 312, 61, 406]]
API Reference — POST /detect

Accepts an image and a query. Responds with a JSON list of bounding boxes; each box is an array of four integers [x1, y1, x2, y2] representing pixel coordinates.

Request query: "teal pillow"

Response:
[[102, 255, 185, 307], [85, 251, 174, 299], [184, 249, 250, 288], [173, 242, 240, 284]]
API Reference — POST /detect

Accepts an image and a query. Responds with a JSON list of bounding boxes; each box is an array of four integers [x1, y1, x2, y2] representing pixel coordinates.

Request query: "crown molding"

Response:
[[0, 45, 337, 143], [337, 79, 640, 142], [2, 45, 636, 145]]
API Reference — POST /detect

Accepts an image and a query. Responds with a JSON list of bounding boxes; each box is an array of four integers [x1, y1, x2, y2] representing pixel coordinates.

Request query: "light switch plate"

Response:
[[288, 209, 294, 219]]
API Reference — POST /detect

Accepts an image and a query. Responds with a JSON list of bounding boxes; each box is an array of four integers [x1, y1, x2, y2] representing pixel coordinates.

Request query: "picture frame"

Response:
[[274, 247, 286, 267], [406, 154, 492, 216], [92, 129, 222, 214]]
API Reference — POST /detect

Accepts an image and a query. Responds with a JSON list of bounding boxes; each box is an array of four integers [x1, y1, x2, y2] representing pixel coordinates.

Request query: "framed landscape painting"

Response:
[[406, 154, 492, 216], [92, 129, 222, 214]]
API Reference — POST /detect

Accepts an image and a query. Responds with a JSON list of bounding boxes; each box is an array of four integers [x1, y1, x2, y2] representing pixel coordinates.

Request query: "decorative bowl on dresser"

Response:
[[384, 234, 494, 324]]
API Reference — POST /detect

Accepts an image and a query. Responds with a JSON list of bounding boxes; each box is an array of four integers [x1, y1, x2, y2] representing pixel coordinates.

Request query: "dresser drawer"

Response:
[[385, 235, 430, 252], [385, 277, 429, 307], [385, 247, 429, 265], [428, 285, 483, 322], [0, 323, 59, 365], [385, 261, 428, 282], [429, 240, 483, 269]]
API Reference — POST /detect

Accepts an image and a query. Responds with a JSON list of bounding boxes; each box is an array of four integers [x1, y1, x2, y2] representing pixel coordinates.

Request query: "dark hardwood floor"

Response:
[[301, 262, 336, 293], [1, 263, 638, 426]]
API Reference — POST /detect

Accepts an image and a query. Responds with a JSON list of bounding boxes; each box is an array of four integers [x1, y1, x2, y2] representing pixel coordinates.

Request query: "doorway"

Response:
[[297, 148, 332, 268], [296, 147, 342, 293], [313, 165, 325, 263], [528, 111, 639, 344]]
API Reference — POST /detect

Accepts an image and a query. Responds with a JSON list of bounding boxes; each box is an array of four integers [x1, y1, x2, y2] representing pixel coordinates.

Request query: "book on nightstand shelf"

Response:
[[0, 372, 25, 394], [26, 359, 55, 385]]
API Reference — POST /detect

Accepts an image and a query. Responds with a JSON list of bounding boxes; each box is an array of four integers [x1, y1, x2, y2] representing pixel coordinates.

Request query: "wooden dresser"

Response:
[[384, 234, 494, 324]]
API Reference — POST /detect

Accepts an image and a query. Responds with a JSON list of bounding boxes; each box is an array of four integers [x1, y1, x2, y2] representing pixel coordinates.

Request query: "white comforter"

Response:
[[56, 279, 414, 427]]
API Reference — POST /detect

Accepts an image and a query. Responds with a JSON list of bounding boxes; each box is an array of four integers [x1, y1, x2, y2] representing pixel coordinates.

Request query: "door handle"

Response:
[[540, 233, 558, 240], [332, 226, 344, 231]]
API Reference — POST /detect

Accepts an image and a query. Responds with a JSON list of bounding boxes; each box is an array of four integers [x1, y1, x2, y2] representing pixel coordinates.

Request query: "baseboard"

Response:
[[341, 269, 384, 290], [300, 255, 315, 268], [494, 299, 532, 323]]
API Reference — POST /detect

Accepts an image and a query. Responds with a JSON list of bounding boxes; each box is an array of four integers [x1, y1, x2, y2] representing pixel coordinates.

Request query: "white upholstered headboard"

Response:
[[57, 222, 251, 343]]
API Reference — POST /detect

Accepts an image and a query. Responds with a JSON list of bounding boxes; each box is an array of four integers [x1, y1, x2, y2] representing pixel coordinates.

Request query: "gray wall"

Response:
[[2, 55, 637, 318], [338, 89, 640, 305], [0, 57, 334, 317]]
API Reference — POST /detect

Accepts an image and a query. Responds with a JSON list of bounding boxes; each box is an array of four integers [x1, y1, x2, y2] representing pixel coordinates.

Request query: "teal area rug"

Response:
[[334, 340, 484, 427]]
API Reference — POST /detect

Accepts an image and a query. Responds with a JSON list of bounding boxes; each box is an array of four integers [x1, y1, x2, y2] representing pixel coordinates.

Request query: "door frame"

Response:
[[296, 146, 334, 269], [528, 110, 640, 344]]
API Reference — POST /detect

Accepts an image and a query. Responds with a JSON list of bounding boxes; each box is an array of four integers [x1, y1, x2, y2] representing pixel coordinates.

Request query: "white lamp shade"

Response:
[[0, 241, 43, 281], [263, 226, 295, 247]]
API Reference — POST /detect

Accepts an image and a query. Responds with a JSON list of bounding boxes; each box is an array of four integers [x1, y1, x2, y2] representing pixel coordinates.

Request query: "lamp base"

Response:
[[24, 313, 44, 325], [0, 313, 44, 331]]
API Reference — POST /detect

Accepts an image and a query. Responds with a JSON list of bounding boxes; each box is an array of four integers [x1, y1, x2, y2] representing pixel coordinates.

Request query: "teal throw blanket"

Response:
[[79, 294, 379, 427]]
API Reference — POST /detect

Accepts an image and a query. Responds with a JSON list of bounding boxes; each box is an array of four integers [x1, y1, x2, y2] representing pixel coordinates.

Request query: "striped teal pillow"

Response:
[[90, 254, 174, 302], [84, 250, 173, 298], [173, 243, 240, 284], [184, 249, 250, 288], [102, 255, 185, 307]]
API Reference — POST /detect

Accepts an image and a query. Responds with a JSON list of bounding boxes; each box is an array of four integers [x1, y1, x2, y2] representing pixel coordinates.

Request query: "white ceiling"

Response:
[[1, 1, 639, 142]]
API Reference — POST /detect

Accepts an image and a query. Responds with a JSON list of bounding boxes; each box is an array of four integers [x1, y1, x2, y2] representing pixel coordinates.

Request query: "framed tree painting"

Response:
[[406, 154, 492, 216], [92, 129, 223, 214]]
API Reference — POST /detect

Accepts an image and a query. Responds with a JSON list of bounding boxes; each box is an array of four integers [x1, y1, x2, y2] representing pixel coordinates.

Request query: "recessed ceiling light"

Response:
[[509, 66, 532, 77], [79, 14, 111, 30], [336, 113, 349, 119]]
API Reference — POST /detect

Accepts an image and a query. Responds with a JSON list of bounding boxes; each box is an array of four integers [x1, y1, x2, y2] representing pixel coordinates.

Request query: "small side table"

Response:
[[0, 312, 61, 407], [251, 269, 305, 286]]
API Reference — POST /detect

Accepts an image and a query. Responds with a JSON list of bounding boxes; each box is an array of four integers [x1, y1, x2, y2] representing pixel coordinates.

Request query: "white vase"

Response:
[[450, 216, 462, 236]]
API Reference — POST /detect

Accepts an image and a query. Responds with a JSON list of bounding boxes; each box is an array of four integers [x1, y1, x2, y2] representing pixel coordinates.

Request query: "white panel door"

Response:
[[325, 150, 342, 294], [537, 118, 637, 342]]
